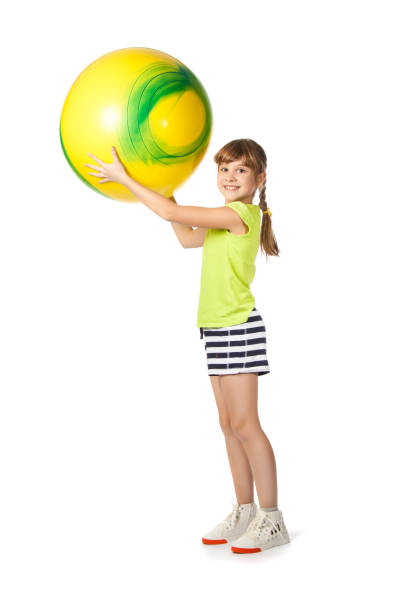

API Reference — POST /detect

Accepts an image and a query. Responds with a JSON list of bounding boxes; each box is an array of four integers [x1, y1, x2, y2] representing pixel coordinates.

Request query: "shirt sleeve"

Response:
[[226, 202, 251, 234]]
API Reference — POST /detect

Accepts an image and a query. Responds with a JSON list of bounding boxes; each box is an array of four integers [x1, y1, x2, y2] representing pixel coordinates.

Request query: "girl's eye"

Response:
[[220, 167, 246, 172]]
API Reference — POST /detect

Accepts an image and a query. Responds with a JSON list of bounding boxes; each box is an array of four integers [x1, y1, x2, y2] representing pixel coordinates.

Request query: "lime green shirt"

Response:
[[196, 201, 261, 327]]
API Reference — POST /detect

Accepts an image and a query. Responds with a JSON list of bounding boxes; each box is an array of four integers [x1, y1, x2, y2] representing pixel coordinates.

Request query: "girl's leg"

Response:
[[209, 375, 254, 504], [219, 373, 278, 508]]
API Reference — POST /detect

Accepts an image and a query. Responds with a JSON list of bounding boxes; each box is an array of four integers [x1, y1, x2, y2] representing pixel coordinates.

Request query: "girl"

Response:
[[85, 138, 290, 554]]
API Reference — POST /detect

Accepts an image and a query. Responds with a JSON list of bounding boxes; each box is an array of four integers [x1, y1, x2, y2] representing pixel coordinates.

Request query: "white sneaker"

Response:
[[202, 500, 258, 545], [231, 508, 290, 553]]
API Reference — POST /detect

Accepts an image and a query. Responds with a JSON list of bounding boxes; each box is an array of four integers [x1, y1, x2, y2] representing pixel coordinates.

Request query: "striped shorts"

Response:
[[199, 307, 270, 376]]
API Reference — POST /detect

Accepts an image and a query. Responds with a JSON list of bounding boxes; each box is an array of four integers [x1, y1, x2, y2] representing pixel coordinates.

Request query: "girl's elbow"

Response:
[[165, 201, 179, 223]]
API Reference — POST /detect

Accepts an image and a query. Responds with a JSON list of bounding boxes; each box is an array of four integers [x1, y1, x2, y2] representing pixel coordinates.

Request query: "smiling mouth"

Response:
[[224, 185, 240, 190]]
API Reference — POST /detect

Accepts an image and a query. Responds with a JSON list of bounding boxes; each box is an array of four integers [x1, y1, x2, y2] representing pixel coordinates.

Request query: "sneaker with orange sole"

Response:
[[231, 508, 290, 553], [202, 500, 258, 545]]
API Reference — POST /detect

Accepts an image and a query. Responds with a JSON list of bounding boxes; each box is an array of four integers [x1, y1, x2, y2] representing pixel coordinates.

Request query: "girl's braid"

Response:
[[259, 178, 268, 213]]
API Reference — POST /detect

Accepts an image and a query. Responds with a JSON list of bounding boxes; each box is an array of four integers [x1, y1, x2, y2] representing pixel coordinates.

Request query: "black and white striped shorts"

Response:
[[199, 307, 270, 376]]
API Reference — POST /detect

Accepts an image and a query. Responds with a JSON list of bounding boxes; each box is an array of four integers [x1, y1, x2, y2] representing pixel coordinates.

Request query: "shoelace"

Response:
[[247, 510, 286, 541], [222, 497, 246, 530]]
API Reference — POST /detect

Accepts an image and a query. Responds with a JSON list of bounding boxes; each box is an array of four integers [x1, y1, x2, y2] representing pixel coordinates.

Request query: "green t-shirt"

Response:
[[196, 201, 261, 327]]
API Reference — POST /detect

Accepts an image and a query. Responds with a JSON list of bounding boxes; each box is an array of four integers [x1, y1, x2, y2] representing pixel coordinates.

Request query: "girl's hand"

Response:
[[84, 146, 129, 185]]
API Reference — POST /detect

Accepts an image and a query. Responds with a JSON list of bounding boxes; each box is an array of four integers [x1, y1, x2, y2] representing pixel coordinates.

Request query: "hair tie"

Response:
[[263, 208, 272, 217]]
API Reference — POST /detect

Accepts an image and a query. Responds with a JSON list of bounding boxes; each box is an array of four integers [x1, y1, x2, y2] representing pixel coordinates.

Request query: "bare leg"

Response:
[[209, 375, 254, 504], [219, 373, 278, 508]]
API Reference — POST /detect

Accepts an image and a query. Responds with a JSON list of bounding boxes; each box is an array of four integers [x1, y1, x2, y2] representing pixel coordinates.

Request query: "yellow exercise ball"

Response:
[[59, 47, 213, 202]]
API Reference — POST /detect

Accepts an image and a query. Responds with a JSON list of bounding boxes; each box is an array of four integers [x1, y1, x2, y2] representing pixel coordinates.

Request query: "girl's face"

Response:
[[217, 158, 266, 204]]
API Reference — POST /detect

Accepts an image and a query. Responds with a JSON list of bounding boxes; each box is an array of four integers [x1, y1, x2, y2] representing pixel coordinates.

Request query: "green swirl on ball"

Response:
[[119, 61, 212, 165]]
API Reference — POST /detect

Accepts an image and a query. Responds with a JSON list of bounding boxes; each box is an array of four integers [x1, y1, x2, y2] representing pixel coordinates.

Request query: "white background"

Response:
[[1, 0, 407, 610]]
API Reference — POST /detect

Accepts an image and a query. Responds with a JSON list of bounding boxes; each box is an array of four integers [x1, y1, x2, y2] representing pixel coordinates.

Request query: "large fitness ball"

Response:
[[59, 47, 212, 202]]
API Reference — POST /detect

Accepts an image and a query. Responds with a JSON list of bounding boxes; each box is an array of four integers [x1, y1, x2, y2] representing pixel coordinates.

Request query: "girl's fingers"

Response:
[[88, 153, 104, 164], [84, 150, 124, 184]]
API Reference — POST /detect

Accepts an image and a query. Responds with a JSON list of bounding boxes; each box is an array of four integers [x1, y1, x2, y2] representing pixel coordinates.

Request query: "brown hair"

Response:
[[214, 138, 279, 258]]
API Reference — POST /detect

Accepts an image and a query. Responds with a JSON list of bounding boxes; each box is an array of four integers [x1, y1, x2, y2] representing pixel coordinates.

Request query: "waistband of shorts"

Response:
[[199, 307, 258, 339]]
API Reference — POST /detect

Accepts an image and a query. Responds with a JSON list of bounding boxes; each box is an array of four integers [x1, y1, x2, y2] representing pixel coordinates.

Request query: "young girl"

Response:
[[85, 138, 290, 554]]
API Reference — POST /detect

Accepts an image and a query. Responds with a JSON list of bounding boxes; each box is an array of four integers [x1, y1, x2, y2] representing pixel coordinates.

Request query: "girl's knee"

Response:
[[218, 415, 234, 437], [230, 421, 262, 443]]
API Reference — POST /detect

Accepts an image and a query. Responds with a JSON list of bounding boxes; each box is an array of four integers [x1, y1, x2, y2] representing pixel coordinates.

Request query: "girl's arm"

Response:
[[122, 174, 239, 231], [168, 196, 196, 247], [85, 148, 241, 232], [171, 220, 208, 248]]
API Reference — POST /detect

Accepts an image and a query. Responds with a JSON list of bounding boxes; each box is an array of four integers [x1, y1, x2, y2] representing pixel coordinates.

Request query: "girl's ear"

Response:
[[257, 171, 266, 189]]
